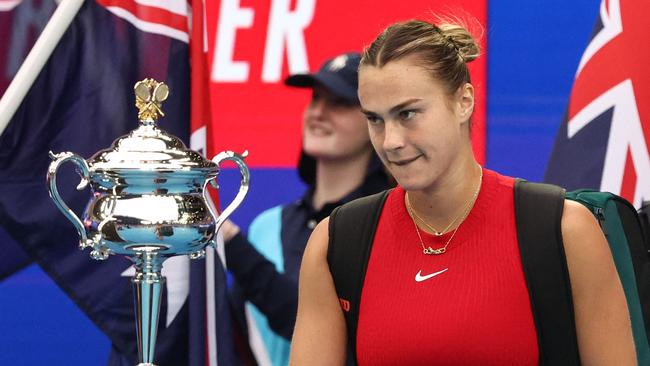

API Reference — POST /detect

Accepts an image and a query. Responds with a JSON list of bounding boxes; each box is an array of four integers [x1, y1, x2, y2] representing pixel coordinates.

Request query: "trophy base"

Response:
[[136, 364, 157, 366]]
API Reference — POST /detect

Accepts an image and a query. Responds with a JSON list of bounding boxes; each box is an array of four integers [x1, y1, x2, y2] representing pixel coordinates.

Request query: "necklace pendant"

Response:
[[423, 246, 445, 255], [434, 232, 443, 237]]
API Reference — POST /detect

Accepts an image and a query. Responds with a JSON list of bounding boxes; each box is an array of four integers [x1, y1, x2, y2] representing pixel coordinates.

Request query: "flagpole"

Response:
[[0, 0, 85, 136]]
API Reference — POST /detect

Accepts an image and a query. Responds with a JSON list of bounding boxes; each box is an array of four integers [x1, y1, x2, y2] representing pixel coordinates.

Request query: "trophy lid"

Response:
[[88, 79, 216, 173]]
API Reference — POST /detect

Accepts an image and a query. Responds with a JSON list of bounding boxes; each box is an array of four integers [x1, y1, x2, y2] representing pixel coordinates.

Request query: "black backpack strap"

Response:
[[327, 190, 390, 366], [638, 202, 650, 256], [612, 197, 650, 343], [514, 180, 581, 365]]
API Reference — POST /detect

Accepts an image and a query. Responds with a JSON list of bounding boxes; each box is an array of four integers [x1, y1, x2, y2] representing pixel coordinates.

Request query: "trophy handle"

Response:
[[47, 151, 91, 247], [206, 150, 250, 235]]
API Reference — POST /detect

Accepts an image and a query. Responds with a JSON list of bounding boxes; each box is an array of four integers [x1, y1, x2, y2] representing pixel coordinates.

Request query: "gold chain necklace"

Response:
[[405, 167, 483, 255], [407, 194, 462, 236]]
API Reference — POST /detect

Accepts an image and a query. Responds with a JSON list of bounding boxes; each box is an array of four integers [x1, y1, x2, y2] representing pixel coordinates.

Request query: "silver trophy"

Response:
[[46, 78, 249, 366]]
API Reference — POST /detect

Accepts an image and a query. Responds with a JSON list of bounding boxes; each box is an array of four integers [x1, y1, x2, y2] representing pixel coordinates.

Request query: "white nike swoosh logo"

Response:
[[415, 268, 449, 282]]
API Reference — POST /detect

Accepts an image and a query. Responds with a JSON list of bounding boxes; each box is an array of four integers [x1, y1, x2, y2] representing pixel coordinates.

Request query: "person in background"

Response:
[[290, 19, 636, 365], [221, 52, 391, 366]]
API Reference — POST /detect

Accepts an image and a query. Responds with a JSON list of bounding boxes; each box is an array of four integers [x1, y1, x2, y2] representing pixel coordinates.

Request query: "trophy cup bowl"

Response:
[[46, 79, 249, 366]]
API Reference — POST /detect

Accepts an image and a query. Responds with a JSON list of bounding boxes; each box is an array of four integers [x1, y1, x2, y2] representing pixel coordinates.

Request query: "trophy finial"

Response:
[[134, 78, 169, 123]]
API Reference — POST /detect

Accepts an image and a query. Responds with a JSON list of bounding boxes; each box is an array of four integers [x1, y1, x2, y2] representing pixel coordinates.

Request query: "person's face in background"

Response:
[[302, 84, 372, 162], [358, 55, 474, 193]]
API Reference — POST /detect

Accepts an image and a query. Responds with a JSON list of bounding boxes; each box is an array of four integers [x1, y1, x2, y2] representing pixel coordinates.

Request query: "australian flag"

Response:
[[545, 0, 650, 208], [0, 0, 237, 364]]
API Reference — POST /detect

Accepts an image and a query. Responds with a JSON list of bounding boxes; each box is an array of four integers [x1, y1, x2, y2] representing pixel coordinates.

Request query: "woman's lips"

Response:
[[306, 124, 331, 136], [390, 155, 421, 166]]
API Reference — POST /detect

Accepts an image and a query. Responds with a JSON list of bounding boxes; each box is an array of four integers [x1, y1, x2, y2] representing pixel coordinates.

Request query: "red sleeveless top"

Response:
[[356, 169, 539, 365]]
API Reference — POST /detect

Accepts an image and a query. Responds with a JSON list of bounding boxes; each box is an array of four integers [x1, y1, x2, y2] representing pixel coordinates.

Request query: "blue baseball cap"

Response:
[[284, 52, 361, 104]]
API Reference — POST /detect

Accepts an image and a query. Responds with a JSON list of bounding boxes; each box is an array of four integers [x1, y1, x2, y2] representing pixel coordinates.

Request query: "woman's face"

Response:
[[358, 55, 474, 192], [302, 85, 372, 161]]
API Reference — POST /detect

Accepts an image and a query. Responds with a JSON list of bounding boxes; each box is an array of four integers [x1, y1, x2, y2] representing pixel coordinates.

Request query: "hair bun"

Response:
[[438, 23, 480, 63]]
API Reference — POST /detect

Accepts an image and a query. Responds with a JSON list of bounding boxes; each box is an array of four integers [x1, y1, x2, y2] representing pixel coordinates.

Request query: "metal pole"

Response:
[[0, 0, 84, 136]]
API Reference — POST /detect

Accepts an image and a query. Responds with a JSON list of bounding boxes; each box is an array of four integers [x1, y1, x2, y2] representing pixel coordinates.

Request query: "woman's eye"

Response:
[[366, 115, 383, 125], [399, 110, 416, 120]]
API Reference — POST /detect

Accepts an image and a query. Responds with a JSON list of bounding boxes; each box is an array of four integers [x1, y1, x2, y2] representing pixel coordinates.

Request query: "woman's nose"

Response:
[[306, 98, 327, 119], [383, 121, 405, 151]]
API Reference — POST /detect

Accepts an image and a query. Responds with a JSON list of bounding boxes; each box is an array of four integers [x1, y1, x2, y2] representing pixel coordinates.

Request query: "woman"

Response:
[[223, 52, 390, 366], [290, 20, 636, 365]]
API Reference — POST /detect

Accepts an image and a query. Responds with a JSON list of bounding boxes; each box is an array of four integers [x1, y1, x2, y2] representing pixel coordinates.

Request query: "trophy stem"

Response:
[[132, 250, 165, 366]]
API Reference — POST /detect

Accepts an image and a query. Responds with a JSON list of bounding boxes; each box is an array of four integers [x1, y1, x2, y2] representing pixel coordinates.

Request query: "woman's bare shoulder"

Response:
[[560, 199, 612, 264], [303, 217, 330, 262]]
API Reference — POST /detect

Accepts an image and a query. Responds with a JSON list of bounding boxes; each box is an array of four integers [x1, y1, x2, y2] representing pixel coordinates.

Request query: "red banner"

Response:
[[197, 0, 487, 167]]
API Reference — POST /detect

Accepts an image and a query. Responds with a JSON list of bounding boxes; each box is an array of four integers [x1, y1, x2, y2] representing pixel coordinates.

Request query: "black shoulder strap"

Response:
[[327, 190, 390, 366], [615, 198, 650, 340], [638, 202, 650, 255], [514, 180, 581, 365]]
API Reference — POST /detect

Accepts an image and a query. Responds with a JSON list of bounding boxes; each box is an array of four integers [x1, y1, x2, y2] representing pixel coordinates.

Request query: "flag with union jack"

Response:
[[0, 0, 237, 364], [545, 0, 650, 207]]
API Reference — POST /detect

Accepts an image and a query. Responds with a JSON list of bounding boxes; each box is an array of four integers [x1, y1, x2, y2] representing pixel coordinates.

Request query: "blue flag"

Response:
[[0, 0, 47, 279], [545, 0, 650, 207], [0, 0, 237, 364]]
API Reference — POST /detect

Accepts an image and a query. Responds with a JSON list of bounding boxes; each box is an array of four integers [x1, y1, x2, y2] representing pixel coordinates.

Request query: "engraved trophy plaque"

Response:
[[46, 79, 249, 366]]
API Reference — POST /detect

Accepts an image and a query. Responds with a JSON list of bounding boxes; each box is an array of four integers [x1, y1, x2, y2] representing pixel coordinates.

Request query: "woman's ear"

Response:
[[456, 83, 475, 122]]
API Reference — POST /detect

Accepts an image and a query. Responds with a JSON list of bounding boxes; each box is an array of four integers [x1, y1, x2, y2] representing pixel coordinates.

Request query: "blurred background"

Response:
[[2, 0, 642, 364]]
